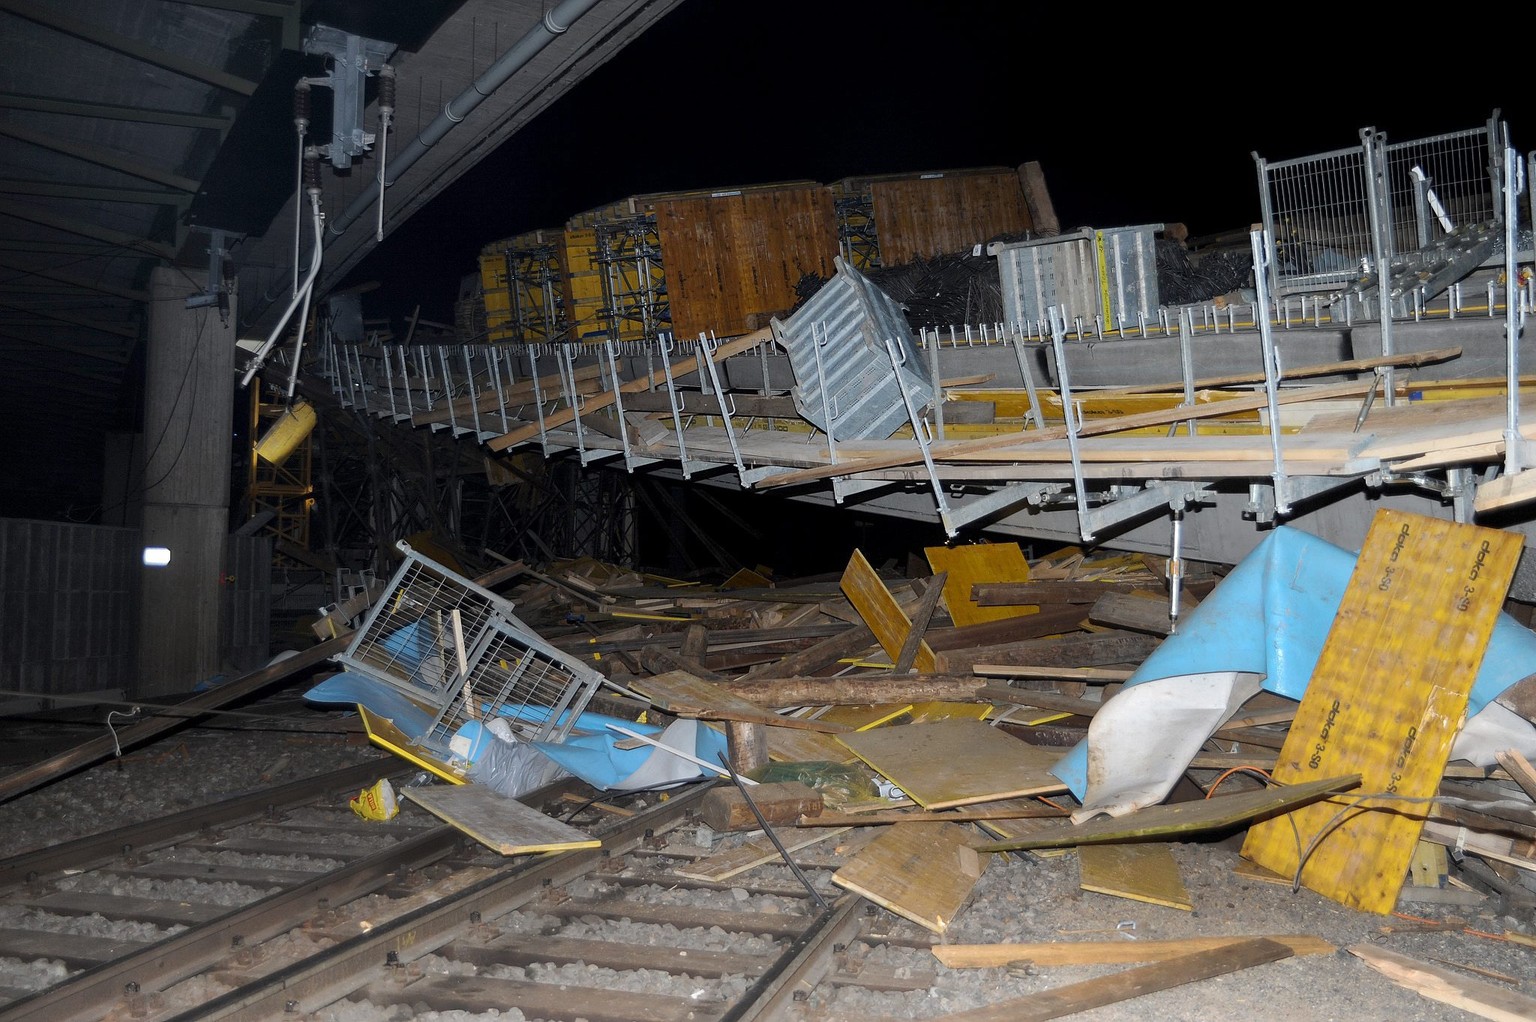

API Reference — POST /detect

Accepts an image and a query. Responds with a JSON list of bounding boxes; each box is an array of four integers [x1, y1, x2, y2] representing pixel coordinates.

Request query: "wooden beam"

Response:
[[755, 379, 1379, 489], [931, 938, 1293, 1021]]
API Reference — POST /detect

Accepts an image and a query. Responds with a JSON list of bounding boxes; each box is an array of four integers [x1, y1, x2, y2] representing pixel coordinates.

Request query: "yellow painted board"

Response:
[[1078, 842, 1193, 911], [840, 549, 937, 672], [832, 821, 989, 934], [403, 782, 599, 855], [838, 718, 1067, 810], [1241, 510, 1521, 915], [933, 933, 1335, 968], [907, 701, 992, 723], [816, 704, 913, 729], [357, 705, 466, 785], [924, 542, 1036, 626]]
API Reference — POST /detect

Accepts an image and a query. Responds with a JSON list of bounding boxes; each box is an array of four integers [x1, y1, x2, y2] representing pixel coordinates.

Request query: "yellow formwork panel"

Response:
[[478, 245, 517, 342], [924, 542, 1035, 627], [1240, 509, 1521, 914]]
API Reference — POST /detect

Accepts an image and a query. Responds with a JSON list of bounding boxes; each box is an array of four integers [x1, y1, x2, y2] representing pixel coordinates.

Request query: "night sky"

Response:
[[343, 1, 1532, 328]]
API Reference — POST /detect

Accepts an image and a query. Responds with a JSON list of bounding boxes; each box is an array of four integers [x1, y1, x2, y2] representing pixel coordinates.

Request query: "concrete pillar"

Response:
[[136, 266, 236, 697]]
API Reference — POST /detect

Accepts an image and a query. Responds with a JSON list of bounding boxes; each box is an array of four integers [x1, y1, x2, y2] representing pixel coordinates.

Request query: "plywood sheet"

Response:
[[863, 170, 1033, 265], [1079, 842, 1192, 911], [1241, 510, 1520, 914], [832, 821, 988, 933], [358, 705, 463, 785], [766, 727, 857, 765], [925, 542, 1035, 626], [654, 184, 839, 338], [403, 783, 599, 856], [840, 549, 936, 672], [837, 718, 1066, 809]]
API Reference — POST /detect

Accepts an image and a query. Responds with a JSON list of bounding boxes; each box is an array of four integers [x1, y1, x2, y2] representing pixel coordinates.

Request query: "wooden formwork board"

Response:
[[1240, 510, 1521, 914], [836, 167, 1034, 266], [840, 549, 937, 673], [653, 184, 839, 338], [837, 718, 1065, 810], [924, 541, 1035, 627], [832, 821, 988, 933], [403, 783, 598, 856]]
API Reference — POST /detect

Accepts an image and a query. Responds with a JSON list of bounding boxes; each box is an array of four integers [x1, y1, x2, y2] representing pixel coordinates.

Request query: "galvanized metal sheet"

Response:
[[771, 256, 934, 441]]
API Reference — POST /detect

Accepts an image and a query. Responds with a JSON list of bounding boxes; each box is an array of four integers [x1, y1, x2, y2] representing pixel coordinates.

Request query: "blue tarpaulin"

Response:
[[1052, 525, 1536, 820]]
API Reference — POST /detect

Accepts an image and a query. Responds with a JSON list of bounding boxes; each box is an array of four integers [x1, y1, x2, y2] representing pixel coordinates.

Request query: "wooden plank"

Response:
[[1494, 748, 1536, 802], [738, 622, 875, 682], [932, 933, 1335, 968], [1078, 842, 1192, 911], [755, 378, 1379, 489], [1088, 590, 1175, 635], [1241, 510, 1520, 914], [801, 803, 1068, 826], [931, 938, 1293, 1022], [974, 665, 1132, 683], [831, 821, 989, 933], [1348, 944, 1536, 1022], [974, 775, 1360, 852], [402, 783, 599, 855], [934, 630, 1160, 673], [972, 580, 1147, 605], [894, 572, 947, 672], [837, 718, 1066, 810], [1475, 469, 1536, 513], [927, 604, 1089, 649], [628, 669, 851, 733], [671, 827, 850, 882], [925, 542, 1035, 626], [840, 550, 936, 672]]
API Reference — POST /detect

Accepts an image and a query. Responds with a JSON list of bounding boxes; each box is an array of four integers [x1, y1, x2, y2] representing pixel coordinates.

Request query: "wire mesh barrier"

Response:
[[333, 541, 604, 749], [1256, 113, 1501, 298]]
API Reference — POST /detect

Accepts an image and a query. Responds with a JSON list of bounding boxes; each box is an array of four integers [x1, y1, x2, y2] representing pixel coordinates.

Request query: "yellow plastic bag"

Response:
[[349, 778, 399, 821]]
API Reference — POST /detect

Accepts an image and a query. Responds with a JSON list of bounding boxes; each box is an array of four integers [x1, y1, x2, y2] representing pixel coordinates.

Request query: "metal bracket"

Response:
[[885, 336, 952, 533], [941, 481, 1067, 534], [658, 335, 709, 477], [1048, 306, 1094, 541], [302, 25, 396, 170], [698, 331, 748, 485], [1079, 482, 1211, 539]]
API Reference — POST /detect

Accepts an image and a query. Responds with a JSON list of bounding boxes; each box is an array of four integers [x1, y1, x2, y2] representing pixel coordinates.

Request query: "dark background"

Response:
[[341, 1, 1531, 327]]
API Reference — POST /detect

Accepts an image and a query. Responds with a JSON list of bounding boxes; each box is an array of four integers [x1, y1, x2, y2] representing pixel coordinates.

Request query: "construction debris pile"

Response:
[[310, 508, 1536, 1019]]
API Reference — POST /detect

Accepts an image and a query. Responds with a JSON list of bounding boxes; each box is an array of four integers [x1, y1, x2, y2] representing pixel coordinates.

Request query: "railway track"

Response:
[[0, 762, 942, 1022]]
